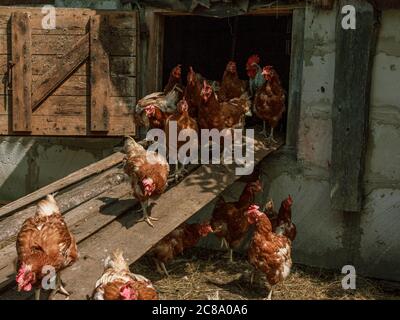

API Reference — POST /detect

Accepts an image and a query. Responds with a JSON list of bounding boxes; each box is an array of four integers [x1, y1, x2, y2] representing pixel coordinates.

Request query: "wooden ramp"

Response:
[[0, 133, 282, 300]]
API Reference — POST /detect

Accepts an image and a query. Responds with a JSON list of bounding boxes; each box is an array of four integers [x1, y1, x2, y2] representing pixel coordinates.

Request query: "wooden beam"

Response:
[[31, 33, 89, 111], [0, 166, 126, 246], [331, 0, 378, 211], [90, 15, 110, 132], [286, 8, 305, 153], [0, 152, 124, 220], [11, 12, 32, 132]]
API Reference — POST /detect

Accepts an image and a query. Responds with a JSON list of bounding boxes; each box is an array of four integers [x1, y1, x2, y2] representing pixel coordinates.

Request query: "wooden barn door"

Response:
[[0, 8, 137, 136]]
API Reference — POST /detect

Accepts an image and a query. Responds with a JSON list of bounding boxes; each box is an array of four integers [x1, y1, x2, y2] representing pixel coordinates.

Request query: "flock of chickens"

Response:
[[135, 54, 286, 143], [14, 55, 294, 300]]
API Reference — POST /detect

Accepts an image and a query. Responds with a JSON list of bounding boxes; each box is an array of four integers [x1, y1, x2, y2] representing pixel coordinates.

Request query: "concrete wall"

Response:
[[256, 7, 400, 281], [0, 137, 120, 202]]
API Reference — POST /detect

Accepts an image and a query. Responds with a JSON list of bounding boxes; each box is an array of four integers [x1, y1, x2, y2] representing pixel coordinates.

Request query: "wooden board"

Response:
[[331, 0, 377, 211], [31, 33, 89, 111], [11, 12, 32, 132], [0, 151, 124, 220], [286, 8, 305, 151], [90, 15, 110, 132]]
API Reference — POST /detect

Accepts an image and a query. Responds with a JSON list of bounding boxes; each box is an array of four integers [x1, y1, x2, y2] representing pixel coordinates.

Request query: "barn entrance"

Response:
[[162, 14, 292, 134]]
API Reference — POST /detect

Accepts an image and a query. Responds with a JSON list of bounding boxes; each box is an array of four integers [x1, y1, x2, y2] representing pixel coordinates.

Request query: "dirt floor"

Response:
[[132, 248, 400, 300]]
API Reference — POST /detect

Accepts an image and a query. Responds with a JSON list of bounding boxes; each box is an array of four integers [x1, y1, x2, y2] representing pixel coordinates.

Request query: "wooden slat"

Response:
[[90, 15, 110, 132], [331, 0, 377, 211], [0, 114, 136, 136], [1, 55, 136, 76], [1, 96, 136, 116], [1, 76, 136, 98], [31, 33, 89, 111], [0, 152, 124, 220], [11, 12, 32, 132], [0, 166, 126, 248], [0, 8, 136, 32], [0, 34, 136, 55]]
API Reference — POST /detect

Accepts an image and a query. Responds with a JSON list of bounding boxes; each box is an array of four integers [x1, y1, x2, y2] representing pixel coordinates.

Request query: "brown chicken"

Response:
[[264, 196, 296, 242], [135, 65, 184, 130], [149, 222, 213, 276], [184, 66, 203, 118], [163, 64, 184, 96], [254, 65, 286, 142], [165, 98, 199, 180], [218, 61, 247, 102], [92, 249, 158, 300], [210, 180, 262, 262], [123, 136, 169, 227], [16, 194, 78, 300], [247, 204, 292, 300], [198, 80, 249, 130]]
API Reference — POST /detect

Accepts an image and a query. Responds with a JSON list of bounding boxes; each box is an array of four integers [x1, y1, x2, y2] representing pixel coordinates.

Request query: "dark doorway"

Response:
[[162, 14, 292, 132]]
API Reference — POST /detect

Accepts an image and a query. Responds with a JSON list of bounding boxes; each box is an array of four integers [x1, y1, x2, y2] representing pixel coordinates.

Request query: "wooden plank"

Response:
[[0, 152, 124, 220], [31, 33, 89, 111], [0, 114, 135, 136], [0, 34, 135, 56], [1, 55, 136, 76], [1, 76, 136, 98], [11, 12, 32, 132], [331, 0, 377, 211], [286, 8, 305, 152], [90, 15, 110, 132], [0, 96, 136, 116], [0, 166, 126, 248], [0, 8, 136, 32]]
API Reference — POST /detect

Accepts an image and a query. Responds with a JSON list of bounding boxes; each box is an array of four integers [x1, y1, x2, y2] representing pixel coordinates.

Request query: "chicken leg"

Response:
[[267, 127, 277, 144], [137, 200, 158, 227], [160, 262, 170, 277], [228, 249, 234, 263], [260, 121, 268, 138]]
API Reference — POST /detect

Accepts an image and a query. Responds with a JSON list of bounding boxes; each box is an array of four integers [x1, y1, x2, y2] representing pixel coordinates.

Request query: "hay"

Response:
[[131, 248, 400, 300]]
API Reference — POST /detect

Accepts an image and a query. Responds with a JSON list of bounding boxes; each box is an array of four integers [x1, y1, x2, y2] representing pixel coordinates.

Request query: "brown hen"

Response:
[[123, 136, 169, 227], [210, 180, 262, 262], [247, 205, 292, 300], [254, 65, 286, 142], [149, 222, 213, 276], [16, 194, 78, 300]]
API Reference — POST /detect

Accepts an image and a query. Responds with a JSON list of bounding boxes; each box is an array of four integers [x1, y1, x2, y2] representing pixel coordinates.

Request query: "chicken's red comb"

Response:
[[246, 54, 260, 66]]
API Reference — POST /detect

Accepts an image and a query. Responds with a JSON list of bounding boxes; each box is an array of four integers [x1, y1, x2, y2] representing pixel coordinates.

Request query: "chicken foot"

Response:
[[137, 200, 158, 227], [266, 127, 277, 144], [48, 273, 70, 300]]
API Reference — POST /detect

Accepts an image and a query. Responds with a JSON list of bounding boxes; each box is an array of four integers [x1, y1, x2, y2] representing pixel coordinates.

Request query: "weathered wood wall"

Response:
[[0, 7, 137, 136]]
